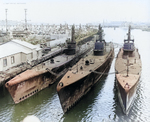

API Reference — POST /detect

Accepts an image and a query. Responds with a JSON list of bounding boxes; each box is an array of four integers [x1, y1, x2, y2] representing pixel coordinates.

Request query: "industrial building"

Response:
[[0, 39, 42, 71]]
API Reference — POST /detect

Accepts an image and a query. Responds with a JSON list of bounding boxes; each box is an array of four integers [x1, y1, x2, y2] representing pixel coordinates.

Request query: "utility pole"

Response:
[[5, 9, 8, 32], [24, 9, 27, 30]]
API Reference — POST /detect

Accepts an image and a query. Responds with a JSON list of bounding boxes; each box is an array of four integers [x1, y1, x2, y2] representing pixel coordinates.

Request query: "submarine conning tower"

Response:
[[65, 25, 76, 55], [94, 24, 105, 56], [123, 25, 135, 52]]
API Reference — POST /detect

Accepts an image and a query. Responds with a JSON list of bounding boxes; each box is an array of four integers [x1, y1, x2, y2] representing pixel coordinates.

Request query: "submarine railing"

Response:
[[92, 69, 127, 75]]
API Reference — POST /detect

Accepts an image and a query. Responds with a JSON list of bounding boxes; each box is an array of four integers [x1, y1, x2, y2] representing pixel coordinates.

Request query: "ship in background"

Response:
[[5, 25, 94, 104], [57, 25, 114, 113], [115, 25, 142, 114]]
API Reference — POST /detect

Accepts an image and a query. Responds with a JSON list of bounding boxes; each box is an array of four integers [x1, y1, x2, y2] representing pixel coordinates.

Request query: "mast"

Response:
[[127, 25, 131, 42], [65, 25, 76, 55], [98, 24, 103, 41], [127, 56, 129, 77], [123, 25, 134, 51], [71, 25, 75, 42]]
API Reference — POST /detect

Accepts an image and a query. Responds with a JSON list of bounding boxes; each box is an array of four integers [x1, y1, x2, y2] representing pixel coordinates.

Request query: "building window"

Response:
[[3, 58, 7, 67], [11, 56, 15, 64], [37, 51, 39, 57], [31, 52, 33, 59]]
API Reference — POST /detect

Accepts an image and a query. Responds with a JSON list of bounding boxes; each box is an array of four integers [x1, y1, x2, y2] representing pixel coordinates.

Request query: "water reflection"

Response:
[[61, 73, 110, 122], [0, 28, 150, 122]]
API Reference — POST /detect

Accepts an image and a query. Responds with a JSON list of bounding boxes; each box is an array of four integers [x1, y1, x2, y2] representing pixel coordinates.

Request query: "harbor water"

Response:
[[0, 28, 150, 122]]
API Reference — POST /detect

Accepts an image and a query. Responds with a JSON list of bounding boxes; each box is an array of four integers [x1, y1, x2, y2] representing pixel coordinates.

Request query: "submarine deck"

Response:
[[57, 42, 113, 90], [115, 48, 142, 92], [6, 41, 94, 87], [0, 47, 63, 86]]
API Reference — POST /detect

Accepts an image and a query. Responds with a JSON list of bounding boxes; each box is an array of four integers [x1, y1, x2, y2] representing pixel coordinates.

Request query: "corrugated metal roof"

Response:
[[12, 39, 36, 49]]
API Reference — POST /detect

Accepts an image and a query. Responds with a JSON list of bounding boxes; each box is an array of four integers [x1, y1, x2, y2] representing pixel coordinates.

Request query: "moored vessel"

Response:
[[57, 25, 114, 113], [5, 25, 94, 104], [115, 25, 142, 114]]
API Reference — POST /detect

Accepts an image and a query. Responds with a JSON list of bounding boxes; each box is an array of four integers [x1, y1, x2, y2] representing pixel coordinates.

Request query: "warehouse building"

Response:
[[0, 39, 42, 71]]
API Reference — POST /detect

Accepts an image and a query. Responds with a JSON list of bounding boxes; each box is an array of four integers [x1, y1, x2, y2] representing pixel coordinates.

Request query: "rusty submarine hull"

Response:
[[115, 26, 142, 114], [5, 25, 94, 104], [57, 25, 114, 113]]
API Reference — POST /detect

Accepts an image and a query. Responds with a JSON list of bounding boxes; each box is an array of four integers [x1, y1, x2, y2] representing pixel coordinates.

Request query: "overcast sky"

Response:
[[0, 0, 150, 24]]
